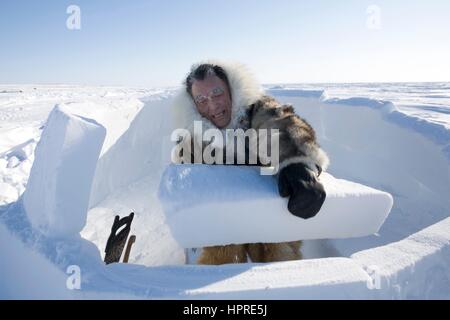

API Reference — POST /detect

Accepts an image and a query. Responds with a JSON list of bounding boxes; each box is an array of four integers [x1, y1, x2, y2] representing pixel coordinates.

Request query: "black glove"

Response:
[[278, 163, 326, 219]]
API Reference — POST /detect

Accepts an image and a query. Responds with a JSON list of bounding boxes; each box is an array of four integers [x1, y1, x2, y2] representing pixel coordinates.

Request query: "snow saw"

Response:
[[104, 212, 136, 264]]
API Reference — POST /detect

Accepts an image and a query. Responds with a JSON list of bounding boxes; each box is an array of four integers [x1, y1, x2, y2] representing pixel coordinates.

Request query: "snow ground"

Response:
[[0, 83, 449, 299]]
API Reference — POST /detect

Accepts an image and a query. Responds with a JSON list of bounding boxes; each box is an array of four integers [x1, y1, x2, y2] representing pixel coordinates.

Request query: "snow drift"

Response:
[[159, 164, 393, 248]]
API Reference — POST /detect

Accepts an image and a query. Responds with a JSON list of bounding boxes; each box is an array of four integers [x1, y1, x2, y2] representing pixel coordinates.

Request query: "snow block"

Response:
[[158, 164, 393, 248], [23, 105, 106, 237]]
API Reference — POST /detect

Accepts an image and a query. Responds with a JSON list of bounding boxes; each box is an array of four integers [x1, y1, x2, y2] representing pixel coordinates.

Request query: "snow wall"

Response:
[[23, 105, 106, 237], [18, 90, 450, 299]]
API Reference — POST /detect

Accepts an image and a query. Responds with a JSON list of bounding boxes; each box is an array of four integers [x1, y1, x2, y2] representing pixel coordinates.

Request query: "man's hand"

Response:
[[278, 163, 326, 219]]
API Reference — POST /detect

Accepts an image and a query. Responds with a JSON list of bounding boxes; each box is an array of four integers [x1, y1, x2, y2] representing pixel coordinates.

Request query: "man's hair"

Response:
[[185, 63, 231, 98]]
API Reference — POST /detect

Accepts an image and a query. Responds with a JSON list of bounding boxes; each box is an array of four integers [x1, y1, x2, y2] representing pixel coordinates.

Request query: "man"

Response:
[[171, 61, 329, 264]]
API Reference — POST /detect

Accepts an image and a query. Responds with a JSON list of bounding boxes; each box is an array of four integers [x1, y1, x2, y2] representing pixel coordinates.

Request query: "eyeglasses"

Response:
[[194, 87, 225, 107]]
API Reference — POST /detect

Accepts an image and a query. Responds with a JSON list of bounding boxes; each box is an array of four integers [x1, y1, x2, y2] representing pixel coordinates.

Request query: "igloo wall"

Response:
[[18, 91, 450, 299]]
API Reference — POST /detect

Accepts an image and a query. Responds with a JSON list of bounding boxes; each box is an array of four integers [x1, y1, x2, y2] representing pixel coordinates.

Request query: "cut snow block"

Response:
[[158, 164, 393, 248], [23, 105, 106, 237]]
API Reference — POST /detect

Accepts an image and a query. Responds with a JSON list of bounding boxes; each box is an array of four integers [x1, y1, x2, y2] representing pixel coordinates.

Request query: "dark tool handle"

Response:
[[122, 235, 136, 263], [104, 212, 134, 264]]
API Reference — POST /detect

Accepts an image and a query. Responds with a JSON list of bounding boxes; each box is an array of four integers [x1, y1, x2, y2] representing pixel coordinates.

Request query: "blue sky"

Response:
[[1, 0, 449, 86]]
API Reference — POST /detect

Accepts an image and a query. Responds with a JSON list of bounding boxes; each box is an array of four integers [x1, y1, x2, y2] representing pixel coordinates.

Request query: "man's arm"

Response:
[[248, 96, 329, 219]]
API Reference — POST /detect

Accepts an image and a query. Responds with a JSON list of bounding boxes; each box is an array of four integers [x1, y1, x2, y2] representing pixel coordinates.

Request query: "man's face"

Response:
[[191, 74, 232, 128]]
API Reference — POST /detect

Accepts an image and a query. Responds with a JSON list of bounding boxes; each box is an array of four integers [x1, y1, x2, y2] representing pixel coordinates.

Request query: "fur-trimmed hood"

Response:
[[170, 61, 264, 135]]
